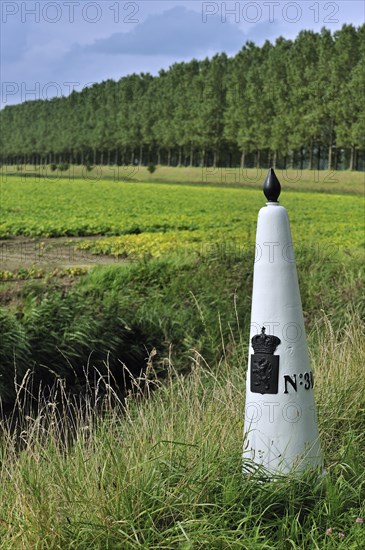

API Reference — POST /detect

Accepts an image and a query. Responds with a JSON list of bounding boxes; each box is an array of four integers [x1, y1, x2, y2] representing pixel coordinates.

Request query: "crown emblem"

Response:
[[251, 327, 281, 355]]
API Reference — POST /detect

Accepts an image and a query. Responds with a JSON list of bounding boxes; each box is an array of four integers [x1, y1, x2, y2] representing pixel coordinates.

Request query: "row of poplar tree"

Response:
[[1, 24, 364, 171]]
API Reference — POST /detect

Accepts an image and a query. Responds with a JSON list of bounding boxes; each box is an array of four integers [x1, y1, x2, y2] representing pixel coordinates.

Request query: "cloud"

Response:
[[1, 19, 28, 63], [79, 6, 246, 57]]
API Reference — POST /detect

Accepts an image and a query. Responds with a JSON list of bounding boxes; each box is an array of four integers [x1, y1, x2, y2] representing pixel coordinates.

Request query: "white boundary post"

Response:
[[243, 169, 322, 476]]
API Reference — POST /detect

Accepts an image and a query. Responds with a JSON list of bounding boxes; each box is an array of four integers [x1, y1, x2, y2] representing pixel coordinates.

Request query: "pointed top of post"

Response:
[[263, 168, 281, 203]]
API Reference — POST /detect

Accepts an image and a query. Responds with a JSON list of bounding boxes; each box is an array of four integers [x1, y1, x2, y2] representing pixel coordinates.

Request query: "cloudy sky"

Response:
[[1, 0, 364, 106]]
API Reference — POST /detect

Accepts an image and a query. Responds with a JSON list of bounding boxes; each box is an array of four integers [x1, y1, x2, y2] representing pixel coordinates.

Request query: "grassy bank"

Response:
[[1, 248, 363, 412], [0, 317, 364, 548]]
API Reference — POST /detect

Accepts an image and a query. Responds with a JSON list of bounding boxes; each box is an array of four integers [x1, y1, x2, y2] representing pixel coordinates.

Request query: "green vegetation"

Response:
[[1, 247, 363, 411], [0, 266, 88, 281], [0, 176, 364, 257], [0, 174, 363, 410], [1, 25, 364, 170], [0, 317, 364, 548]]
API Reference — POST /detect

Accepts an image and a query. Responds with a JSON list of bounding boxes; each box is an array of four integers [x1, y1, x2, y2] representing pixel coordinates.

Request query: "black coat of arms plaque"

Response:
[[250, 327, 281, 395]]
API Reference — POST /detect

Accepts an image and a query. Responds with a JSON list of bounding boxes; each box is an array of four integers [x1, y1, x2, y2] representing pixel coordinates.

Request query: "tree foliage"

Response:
[[0, 25, 364, 170]]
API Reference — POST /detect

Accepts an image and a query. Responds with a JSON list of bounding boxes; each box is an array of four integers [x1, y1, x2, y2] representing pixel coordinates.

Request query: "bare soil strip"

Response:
[[0, 237, 125, 273]]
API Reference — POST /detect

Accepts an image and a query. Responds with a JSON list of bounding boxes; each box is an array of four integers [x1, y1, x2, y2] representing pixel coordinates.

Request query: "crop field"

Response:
[[0, 173, 364, 275]]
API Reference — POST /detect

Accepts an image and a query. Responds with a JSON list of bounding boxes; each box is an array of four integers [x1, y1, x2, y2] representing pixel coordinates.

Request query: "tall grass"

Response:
[[1, 316, 364, 549]]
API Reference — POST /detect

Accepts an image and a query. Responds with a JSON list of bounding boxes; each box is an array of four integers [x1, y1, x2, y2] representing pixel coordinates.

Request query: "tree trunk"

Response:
[[178, 147, 182, 167], [308, 142, 313, 170], [213, 148, 219, 168], [256, 149, 261, 169], [328, 144, 333, 171], [240, 149, 245, 169], [334, 148, 339, 171], [272, 150, 277, 169], [130, 149, 135, 165], [317, 146, 321, 171], [201, 148, 205, 167], [349, 146, 356, 171], [190, 145, 194, 167], [157, 148, 161, 165], [167, 148, 171, 167], [139, 145, 143, 166]]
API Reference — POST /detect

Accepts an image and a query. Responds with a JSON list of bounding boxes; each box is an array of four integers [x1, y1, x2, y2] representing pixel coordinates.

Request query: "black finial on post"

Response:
[[263, 168, 281, 202]]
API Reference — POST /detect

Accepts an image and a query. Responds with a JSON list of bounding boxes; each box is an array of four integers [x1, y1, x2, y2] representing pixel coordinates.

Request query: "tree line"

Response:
[[1, 24, 364, 171]]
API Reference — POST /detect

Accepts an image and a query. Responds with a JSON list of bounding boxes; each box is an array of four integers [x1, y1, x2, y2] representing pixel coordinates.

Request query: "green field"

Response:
[[0, 168, 364, 548], [2, 165, 365, 193], [0, 173, 364, 265]]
